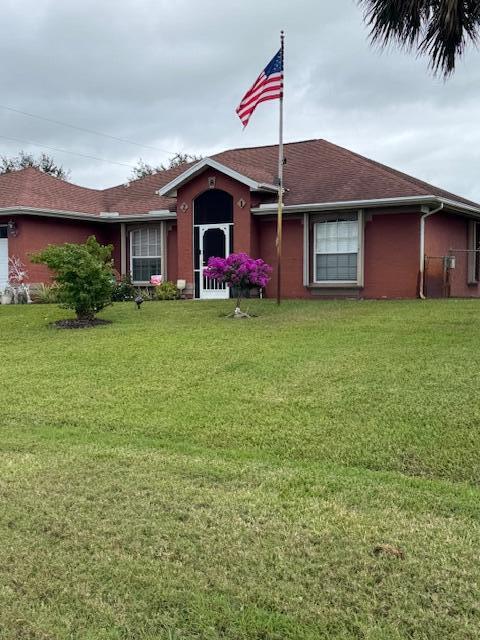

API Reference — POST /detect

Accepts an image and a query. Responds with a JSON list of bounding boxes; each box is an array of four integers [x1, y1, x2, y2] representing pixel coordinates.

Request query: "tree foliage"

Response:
[[31, 236, 114, 321], [130, 152, 202, 180], [0, 151, 70, 180], [359, 0, 480, 76]]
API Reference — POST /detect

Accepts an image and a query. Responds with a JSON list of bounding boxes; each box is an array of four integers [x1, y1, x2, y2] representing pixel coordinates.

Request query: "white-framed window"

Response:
[[467, 220, 480, 284], [314, 214, 359, 283], [130, 226, 162, 283]]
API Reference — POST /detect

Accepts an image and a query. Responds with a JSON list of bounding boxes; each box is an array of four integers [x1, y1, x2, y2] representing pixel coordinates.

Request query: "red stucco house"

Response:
[[1, 138, 480, 299]]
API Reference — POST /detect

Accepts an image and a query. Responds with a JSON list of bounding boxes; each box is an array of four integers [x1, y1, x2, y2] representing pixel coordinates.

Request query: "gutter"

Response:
[[0, 207, 176, 223], [418, 203, 444, 299], [251, 195, 480, 217], [251, 195, 441, 215]]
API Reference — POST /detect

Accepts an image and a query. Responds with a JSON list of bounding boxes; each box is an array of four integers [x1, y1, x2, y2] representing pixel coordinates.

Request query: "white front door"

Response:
[[0, 227, 8, 291], [199, 224, 230, 299]]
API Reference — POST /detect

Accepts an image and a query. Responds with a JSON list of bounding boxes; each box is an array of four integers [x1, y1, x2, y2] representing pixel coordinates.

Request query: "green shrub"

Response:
[[154, 281, 179, 300], [133, 286, 155, 301], [31, 236, 114, 321], [112, 274, 136, 301], [30, 283, 60, 304]]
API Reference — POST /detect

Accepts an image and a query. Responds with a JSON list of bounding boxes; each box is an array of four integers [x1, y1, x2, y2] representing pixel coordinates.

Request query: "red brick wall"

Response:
[[424, 212, 480, 298], [167, 223, 178, 283], [0, 215, 106, 284], [258, 216, 305, 298], [7, 207, 477, 300], [363, 211, 420, 298], [175, 169, 251, 293], [101, 225, 121, 275], [258, 210, 422, 299]]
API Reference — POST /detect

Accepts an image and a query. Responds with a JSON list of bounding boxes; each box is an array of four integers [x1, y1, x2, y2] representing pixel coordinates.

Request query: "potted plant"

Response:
[[1, 287, 12, 305]]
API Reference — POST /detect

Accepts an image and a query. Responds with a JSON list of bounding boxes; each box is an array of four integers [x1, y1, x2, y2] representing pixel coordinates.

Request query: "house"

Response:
[[1, 138, 480, 300]]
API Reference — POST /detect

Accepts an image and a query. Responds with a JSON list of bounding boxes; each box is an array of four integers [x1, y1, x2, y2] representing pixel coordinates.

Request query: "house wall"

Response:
[[362, 211, 420, 298], [166, 223, 178, 283], [257, 210, 422, 299], [424, 212, 480, 298], [0, 215, 106, 284], [258, 216, 305, 298], [175, 168, 252, 296], [101, 224, 122, 275]]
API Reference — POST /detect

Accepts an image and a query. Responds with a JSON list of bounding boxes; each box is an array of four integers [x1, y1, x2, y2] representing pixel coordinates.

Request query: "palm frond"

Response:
[[359, 0, 480, 76]]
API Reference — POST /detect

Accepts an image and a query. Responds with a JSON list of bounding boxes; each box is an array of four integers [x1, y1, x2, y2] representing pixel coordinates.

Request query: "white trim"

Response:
[[0, 224, 8, 291], [252, 195, 480, 218], [158, 157, 278, 197], [302, 213, 309, 286], [312, 212, 362, 286], [357, 209, 365, 288], [198, 224, 230, 299], [0, 207, 175, 223], [120, 223, 127, 276], [129, 223, 164, 285], [467, 220, 478, 284]]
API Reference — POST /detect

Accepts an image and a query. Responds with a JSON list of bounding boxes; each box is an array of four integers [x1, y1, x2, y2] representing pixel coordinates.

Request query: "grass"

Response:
[[1, 299, 480, 639]]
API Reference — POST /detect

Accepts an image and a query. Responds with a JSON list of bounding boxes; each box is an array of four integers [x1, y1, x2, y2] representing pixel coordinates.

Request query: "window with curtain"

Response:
[[467, 220, 480, 284], [314, 215, 358, 282], [130, 227, 162, 282]]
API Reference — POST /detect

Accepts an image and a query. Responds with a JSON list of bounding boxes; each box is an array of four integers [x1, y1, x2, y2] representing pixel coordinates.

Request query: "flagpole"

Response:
[[276, 30, 285, 306]]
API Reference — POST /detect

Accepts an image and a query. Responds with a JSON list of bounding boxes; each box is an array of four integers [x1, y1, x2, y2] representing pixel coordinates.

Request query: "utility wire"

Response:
[[0, 134, 136, 169], [0, 104, 177, 156]]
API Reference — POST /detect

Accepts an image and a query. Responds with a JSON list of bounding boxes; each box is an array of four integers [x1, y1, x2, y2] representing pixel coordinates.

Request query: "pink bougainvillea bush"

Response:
[[204, 252, 272, 316]]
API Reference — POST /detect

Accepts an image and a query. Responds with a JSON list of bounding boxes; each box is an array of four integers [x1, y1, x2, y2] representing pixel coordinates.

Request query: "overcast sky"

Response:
[[2, 0, 480, 199]]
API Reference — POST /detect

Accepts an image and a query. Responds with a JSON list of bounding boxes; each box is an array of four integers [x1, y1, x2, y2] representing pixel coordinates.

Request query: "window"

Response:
[[314, 215, 359, 282], [130, 227, 162, 283], [467, 220, 480, 284], [0, 226, 7, 239]]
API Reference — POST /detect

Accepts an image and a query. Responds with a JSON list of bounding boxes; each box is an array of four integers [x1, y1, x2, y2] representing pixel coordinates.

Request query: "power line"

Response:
[[0, 103, 177, 156], [0, 134, 136, 169]]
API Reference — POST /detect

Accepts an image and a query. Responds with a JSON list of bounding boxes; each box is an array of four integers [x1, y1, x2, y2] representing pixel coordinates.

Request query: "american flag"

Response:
[[236, 49, 284, 127]]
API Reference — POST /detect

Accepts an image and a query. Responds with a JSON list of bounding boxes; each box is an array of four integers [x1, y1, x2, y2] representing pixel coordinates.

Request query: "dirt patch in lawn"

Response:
[[52, 318, 112, 329]]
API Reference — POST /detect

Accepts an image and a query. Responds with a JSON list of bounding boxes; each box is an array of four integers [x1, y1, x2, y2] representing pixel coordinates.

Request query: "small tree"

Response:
[[31, 236, 114, 322], [204, 253, 272, 318], [0, 151, 70, 180], [130, 152, 202, 180]]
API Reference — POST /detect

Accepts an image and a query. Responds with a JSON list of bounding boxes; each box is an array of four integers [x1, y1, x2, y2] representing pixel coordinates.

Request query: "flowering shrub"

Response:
[[204, 253, 272, 315]]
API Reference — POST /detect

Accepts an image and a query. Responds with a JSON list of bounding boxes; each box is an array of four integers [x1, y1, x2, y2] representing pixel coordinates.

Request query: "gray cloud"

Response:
[[1, 0, 480, 200]]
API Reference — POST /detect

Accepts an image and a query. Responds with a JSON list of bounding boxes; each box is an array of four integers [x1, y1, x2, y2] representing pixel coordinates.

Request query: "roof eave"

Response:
[[251, 195, 480, 217], [0, 207, 176, 222]]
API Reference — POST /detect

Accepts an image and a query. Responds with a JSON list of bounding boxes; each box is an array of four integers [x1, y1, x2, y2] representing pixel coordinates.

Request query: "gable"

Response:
[[158, 158, 278, 197]]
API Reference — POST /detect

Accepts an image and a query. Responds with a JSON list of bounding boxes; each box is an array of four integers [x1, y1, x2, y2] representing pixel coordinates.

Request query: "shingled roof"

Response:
[[0, 139, 478, 216], [212, 139, 480, 208]]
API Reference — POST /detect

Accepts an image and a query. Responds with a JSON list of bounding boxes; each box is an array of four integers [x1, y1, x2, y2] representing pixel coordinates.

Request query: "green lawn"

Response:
[[1, 299, 480, 639]]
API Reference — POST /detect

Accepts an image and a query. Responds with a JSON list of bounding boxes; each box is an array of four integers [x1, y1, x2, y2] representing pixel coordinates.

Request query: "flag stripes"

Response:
[[236, 51, 283, 127]]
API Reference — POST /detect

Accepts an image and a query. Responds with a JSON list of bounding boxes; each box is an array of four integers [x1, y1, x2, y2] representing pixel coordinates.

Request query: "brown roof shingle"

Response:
[[0, 139, 477, 215]]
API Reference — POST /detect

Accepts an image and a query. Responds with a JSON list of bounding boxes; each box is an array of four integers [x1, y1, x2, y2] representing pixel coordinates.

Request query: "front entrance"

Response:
[[0, 226, 8, 291], [193, 189, 234, 299], [199, 224, 230, 299]]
